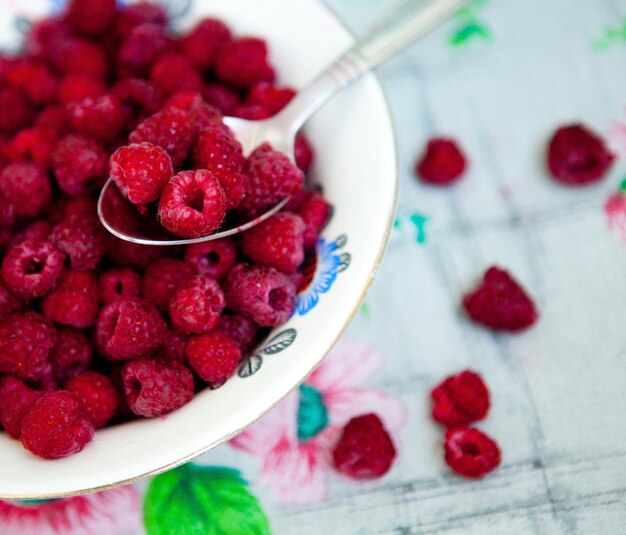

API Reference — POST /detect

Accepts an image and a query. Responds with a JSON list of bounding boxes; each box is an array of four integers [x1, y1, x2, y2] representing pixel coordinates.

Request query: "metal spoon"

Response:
[[98, 0, 467, 246]]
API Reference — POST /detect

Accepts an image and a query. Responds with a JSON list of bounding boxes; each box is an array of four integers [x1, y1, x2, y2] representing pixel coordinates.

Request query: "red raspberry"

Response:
[[52, 38, 109, 79], [115, 2, 168, 38], [8, 221, 52, 249], [113, 78, 163, 119], [224, 263, 297, 326], [110, 143, 173, 204], [51, 134, 107, 195], [184, 238, 237, 280], [332, 413, 396, 479], [142, 257, 195, 311], [190, 102, 224, 132], [66, 372, 118, 429], [51, 195, 98, 226], [186, 331, 241, 387], [295, 134, 315, 173], [66, 0, 116, 35], [201, 83, 240, 115], [444, 427, 501, 478], [158, 170, 227, 238], [150, 53, 203, 97], [0, 163, 52, 227], [5, 127, 58, 169], [0, 278, 25, 321], [241, 212, 305, 274], [57, 73, 106, 106], [36, 105, 72, 137], [48, 327, 93, 383], [42, 269, 99, 329], [232, 104, 272, 121], [104, 233, 164, 270], [462, 266, 538, 332], [69, 95, 125, 143], [117, 23, 171, 78], [99, 267, 141, 304], [296, 191, 332, 247], [0, 377, 44, 438], [25, 17, 72, 60], [416, 138, 467, 185], [50, 214, 106, 271], [193, 124, 245, 174], [0, 311, 55, 380], [169, 275, 225, 334], [240, 143, 305, 217], [547, 124, 615, 186], [0, 87, 35, 134], [96, 298, 166, 361], [215, 38, 275, 89], [7, 59, 58, 105], [161, 329, 187, 362], [215, 315, 258, 354], [431, 370, 490, 428], [1, 240, 65, 299], [180, 18, 232, 69], [246, 82, 295, 115], [165, 90, 205, 111], [20, 391, 94, 459], [130, 107, 195, 167], [121, 357, 194, 417]]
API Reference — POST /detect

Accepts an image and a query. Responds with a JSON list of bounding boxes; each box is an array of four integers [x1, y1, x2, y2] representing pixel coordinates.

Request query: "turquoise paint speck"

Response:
[[297, 384, 329, 441], [409, 213, 429, 244]]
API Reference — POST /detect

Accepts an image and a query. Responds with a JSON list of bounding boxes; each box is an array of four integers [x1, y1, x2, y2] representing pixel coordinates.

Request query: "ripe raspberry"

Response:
[[36, 105, 71, 137], [225, 263, 297, 326], [0, 312, 55, 379], [20, 391, 94, 459], [57, 72, 106, 106], [158, 170, 227, 238], [69, 95, 125, 142], [8, 221, 52, 250], [161, 329, 187, 362], [232, 104, 272, 121], [150, 53, 203, 97], [99, 267, 141, 304], [66, 0, 116, 35], [0, 163, 52, 227], [104, 233, 164, 270], [110, 143, 173, 204], [25, 17, 72, 60], [180, 18, 232, 69], [296, 191, 332, 247], [295, 134, 315, 173], [117, 23, 171, 78], [240, 143, 305, 217], [42, 269, 99, 329], [547, 124, 615, 186], [184, 238, 237, 280], [51, 134, 107, 195], [7, 59, 58, 105], [246, 82, 295, 115], [130, 107, 195, 167], [51, 195, 98, 226], [201, 83, 240, 115], [113, 78, 163, 120], [0, 87, 35, 134], [0, 377, 44, 438], [0, 278, 24, 321], [165, 90, 204, 111], [332, 413, 396, 479], [5, 127, 58, 169], [215, 315, 258, 354], [215, 37, 275, 89], [462, 266, 538, 332], [416, 138, 467, 185], [189, 102, 224, 131], [66, 372, 118, 429], [241, 212, 305, 274], [96, 298, 166, 361], [1, 240, 65, 298], [431, 370, 490, 428], [186, 331, 241, 387], [169, 275, 225, 334], [142, 257, 196, 311], [52, 38, 109, 79], [193, 124, 245, 174], [50, 214, 106, 271], [121, 357, 194, 417], [115, 2, 168, 38], [444, 427, 501, 478], [48, 327, 93, 382]]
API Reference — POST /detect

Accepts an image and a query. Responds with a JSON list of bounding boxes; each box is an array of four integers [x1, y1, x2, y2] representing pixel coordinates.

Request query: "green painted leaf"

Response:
[[144, 464, 271, 535]]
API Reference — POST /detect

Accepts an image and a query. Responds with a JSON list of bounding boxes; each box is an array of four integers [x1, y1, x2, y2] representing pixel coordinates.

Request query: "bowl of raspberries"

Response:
[[0, 0, 397, 498]]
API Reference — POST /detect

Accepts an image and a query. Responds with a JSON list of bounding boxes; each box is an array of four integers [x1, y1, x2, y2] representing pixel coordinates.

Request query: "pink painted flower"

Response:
[[230, 339, 407, 504], [0, 486, 141, 535], [605, 191, 626, 242], [607, 117, 626, 158]]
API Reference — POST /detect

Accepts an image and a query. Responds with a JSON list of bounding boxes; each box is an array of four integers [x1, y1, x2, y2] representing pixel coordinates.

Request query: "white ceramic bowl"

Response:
[[0, 0, 397, 498]]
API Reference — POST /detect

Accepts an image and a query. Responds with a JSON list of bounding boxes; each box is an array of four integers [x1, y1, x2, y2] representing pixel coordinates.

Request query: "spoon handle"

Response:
[[277, 0, 468, 133]]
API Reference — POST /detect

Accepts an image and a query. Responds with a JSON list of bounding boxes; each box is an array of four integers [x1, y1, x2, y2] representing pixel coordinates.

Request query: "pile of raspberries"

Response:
[[0, 0, 331, 460]]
